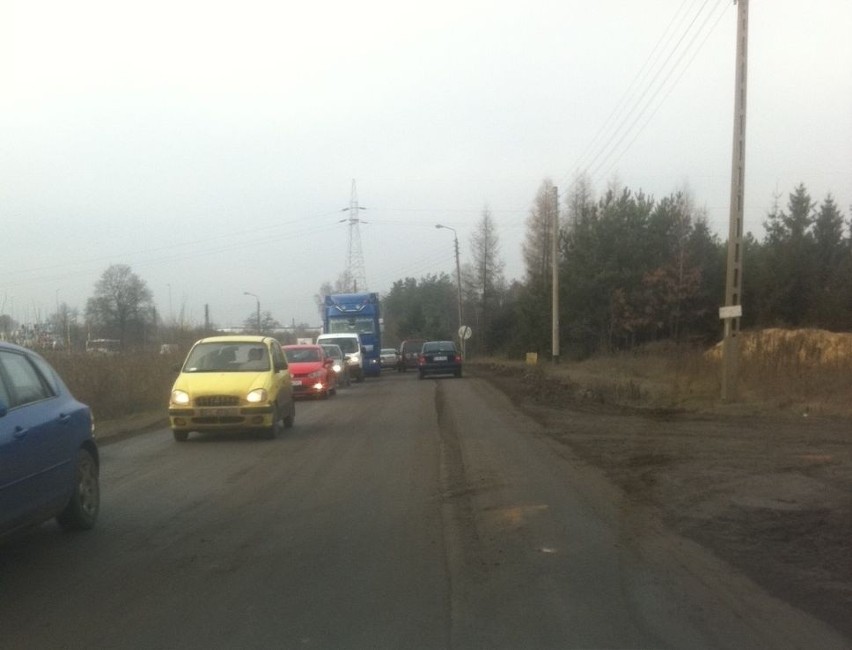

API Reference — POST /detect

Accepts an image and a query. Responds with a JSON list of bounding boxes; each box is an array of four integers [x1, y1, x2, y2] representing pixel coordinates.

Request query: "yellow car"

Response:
[[168, 335, 295, 442]]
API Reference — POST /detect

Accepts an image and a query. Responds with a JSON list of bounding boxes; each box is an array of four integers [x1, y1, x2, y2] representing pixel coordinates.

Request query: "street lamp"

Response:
[[243, 291, 261, 334], [435, 224, 464, 356], [167, 283, 173, 323]]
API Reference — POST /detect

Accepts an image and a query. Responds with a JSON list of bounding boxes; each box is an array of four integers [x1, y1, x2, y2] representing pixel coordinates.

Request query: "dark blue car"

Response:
[[0, 342, 99, 539], [418, 340, 463, 379]]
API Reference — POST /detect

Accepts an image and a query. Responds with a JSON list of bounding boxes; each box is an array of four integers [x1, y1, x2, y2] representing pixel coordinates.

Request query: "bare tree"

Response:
[[566, 172, 595, 226], [314, 272, 356, 322], [49, 302, 80, 350], [85, 264, 154, 347], [314, 281, 334, 321], [522, 179, 556, 287], [242, 311, 281, 335], [470, 205, 505, 352]]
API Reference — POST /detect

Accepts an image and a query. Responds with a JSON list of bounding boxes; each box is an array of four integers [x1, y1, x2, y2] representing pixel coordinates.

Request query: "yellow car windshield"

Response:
[[183, 343, 269, 372]]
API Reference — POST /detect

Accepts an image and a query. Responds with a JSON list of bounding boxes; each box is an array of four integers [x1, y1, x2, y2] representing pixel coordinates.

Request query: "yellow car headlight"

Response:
[[171, 390, 190, 406], [246, 388, 268, 403]]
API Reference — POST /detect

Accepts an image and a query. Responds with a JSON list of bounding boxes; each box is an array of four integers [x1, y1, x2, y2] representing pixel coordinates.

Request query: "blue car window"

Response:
[[0, 368, 10, 407], [0, 351, 53, 407], [28, 354, 62, 394]]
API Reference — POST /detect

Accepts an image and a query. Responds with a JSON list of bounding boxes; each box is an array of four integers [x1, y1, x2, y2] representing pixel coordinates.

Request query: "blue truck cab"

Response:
[[322, 293, 382, 378]]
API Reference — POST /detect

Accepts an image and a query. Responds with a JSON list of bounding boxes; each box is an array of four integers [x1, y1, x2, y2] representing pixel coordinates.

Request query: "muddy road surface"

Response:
[[1, 372, 847, 649]]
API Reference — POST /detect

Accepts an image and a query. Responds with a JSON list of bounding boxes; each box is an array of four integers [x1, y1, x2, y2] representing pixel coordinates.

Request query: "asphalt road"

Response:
[[0, 372, 846, 649]]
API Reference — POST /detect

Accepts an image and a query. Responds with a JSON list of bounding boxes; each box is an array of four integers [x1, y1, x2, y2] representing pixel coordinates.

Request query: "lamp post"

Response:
[[435, 224, 464, 356], [243, 291, 261, 334], [167, 283, 173, 323]]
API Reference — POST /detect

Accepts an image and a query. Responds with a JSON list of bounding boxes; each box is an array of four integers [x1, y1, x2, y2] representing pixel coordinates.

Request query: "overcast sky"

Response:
[[2, 0, 850, 330]]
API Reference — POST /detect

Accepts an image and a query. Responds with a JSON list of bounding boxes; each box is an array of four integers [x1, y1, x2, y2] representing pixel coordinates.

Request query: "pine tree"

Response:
[[760, 184, 817, 326], [811, 194, 848, 327]]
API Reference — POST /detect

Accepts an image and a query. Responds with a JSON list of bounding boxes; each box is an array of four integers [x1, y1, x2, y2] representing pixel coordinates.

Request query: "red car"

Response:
[[282, 344, 337, 399], [397, 338, 426, 372]]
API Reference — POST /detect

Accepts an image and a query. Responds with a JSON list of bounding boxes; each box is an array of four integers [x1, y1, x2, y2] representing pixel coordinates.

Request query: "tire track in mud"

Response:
[[434, 380, 487, 647]]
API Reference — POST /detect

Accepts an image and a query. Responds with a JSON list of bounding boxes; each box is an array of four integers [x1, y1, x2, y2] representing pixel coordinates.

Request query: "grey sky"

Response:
[[2, 0, 850, 330]]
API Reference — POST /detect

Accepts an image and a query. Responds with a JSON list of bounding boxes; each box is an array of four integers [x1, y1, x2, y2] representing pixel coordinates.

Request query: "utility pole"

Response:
[[244, 292, 261, 334], [551, 185, 560, 364], [721, 0, 749, 401], [436, 224, 465, 357], [453, 231, 464, 358]]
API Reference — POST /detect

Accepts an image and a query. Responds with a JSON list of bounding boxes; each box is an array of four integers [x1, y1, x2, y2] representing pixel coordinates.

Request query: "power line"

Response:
[[592, 0, 730, 186], [2, 213, 345, 289], [583, 0, 718, 181], [369, 249, 457, 290], [558, 0, 731, 197], [572, 0, 698, 174]]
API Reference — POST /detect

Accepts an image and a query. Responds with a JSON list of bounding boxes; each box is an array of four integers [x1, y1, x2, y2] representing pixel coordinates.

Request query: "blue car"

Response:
[[417, 340, 463, 379], [0, 342, 99, 539]]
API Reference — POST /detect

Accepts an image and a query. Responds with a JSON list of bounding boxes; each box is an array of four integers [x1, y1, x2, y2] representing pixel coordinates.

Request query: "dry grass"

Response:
[[477, 329, 852, 418], [44, 351, 177, 421], [711, 329, 852, 416]]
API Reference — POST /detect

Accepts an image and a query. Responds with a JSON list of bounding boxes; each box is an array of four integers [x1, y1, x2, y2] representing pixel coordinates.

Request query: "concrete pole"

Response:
[[552, 186, 560, 364], [436, 224, 464, 357], [244, 292, 261, 334], [722, 0, 749, 401], [453, 231, 464, 358]]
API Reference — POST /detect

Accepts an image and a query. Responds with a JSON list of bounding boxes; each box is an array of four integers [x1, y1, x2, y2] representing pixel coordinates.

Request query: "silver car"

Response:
[[380, 348, 399, 369], [320, 343, 352, 388]]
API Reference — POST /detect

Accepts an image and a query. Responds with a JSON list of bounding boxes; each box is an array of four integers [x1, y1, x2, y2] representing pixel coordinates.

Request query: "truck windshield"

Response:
[[321, 337, 359, 354], [328, 318, 375, 335]]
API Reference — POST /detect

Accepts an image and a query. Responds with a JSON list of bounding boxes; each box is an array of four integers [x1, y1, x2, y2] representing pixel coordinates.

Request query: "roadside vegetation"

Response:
[[472, 328, 852, 419], [2, 181, 847, 364], [40, 327, 852, 424], [2, 179, 849, 423], [379, 181, 850, 361], [43, 351, 177, 421]]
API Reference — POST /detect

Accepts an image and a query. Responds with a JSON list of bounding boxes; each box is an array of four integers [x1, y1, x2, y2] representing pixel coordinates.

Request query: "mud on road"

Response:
[[473, 362, 852, 640]]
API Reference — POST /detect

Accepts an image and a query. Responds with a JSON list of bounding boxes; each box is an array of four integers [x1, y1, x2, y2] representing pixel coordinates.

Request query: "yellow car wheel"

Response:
[[262, 405, 282, 440]]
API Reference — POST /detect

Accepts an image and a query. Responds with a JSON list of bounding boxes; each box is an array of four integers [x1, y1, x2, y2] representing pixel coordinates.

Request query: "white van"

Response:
[[316, 333, 363, 382]]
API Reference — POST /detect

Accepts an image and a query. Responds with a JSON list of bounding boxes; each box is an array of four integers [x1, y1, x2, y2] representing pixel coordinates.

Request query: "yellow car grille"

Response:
[[196, 395, 240, 407]]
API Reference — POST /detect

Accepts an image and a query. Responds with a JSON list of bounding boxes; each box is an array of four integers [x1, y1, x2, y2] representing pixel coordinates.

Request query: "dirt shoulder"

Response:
[[95, 410, 167, 444], [470, 361, 852, 640]]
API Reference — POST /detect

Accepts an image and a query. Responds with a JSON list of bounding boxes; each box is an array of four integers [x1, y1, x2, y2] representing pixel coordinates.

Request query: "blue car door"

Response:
[[0, 350, 71, 530], [0, 368, 27, 527]]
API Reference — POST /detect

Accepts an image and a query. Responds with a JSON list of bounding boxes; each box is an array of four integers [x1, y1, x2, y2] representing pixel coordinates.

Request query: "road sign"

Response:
[[458, 326, 472, 340], [719, 305, 743, 319]]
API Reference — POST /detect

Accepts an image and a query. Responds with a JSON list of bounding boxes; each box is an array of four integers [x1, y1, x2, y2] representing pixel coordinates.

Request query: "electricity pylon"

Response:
[[340, 179, 368, 292]]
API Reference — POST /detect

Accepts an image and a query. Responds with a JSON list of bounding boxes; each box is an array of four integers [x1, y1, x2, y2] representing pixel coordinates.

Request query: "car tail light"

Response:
[[418, 354, 426, 365]]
